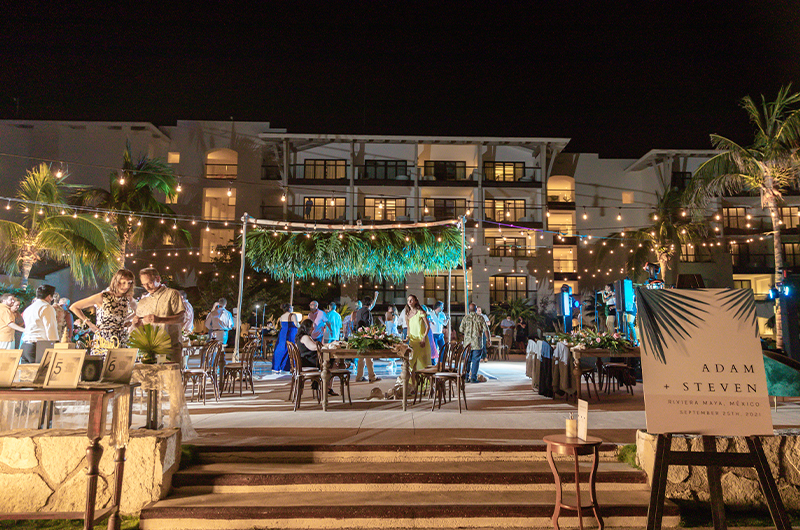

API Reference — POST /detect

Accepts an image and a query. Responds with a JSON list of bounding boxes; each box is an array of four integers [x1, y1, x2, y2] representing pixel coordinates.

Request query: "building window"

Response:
[[722, 207, 748, 230], [358, 279, 407, 306], [363, 198, 406, 221], [424, 274, 464, 304], [779, 207, 799, 229], [485, 199, 526, 222], [200, 229, 234, 262], [733, 279, 752, 290], [547, 175, 575, 203], [485, 237, 528, 257], [483, 161, 524, 182], [730, 241, 749, 267], [203, 188, 236, 220], [783, 243, 800, 267], [423, 160, 467, 181], [364, 160, 409, 180], [422, 198, 467, 219], [303, 197, 346, 221], [553, 246, 577, 273], [490, 275, 529, 303], [167, 152, 180, 164], [303, 159, 347, 180], [681, 243, 713, 263], [622, 191, 634, 204], [548, 211, 576, 236], [205, 148, 238, 180], [671, 171, 692, 191]]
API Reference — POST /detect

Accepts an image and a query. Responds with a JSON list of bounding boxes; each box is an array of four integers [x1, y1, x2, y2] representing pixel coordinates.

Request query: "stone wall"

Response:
[[0, 428, 181, 515], [636, 429, 800, 510]]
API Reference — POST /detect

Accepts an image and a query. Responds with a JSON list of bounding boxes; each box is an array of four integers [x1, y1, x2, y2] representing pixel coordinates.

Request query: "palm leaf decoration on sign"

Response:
[[246, 227, 462, 282], [717, 288, 759, 338], [636, 288, 710, 364]]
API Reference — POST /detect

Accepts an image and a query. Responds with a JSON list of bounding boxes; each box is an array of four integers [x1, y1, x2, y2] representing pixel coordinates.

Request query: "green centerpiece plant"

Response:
[[347, 325, 403, 353], [555, 328, 634, 353], [129, 324, 171, 364]]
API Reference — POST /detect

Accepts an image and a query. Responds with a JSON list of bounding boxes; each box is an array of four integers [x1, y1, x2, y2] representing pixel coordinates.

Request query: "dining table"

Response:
[[320, 345, 411, 411], [570, 347, 640, 401]]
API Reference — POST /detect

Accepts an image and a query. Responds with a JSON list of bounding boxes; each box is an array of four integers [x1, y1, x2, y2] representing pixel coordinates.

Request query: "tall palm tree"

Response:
[[686, 85, 800, 349], [69, 141, 190, 267], [0, 163, 121, 286], [595, 187, 708, 283]]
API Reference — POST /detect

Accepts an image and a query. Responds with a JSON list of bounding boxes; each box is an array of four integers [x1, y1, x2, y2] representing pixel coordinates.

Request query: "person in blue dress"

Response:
[[272, 303, 298, 373]]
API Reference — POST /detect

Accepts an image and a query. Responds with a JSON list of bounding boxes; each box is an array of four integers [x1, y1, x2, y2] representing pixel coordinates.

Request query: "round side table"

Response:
[[543, 434, 604, 530]]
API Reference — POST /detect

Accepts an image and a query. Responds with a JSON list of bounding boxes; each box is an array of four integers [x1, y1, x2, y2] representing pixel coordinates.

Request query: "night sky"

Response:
[[2, 1, 799, 158]]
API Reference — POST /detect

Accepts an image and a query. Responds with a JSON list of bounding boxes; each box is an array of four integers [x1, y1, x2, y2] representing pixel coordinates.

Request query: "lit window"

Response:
[[167, 152, 180, 164]]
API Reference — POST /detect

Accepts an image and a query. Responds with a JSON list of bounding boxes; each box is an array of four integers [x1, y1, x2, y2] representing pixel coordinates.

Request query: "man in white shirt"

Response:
[[426, 301, 449, 357], [308, 300, 328, 342], [397, 306, 408, 340], [205, 298, 234, 343], [21, 284, 58, 363]]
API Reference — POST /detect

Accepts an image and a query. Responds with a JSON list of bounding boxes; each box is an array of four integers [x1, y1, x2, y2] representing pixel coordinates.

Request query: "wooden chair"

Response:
[[431, 343, 470, 412], [413, 342, 452, 405], [223, 338, 259, 396], [182, 339, 224, 404], [602, 362, 635, 395], [317, 345, 352, 405], [287, 342, 321, 411]]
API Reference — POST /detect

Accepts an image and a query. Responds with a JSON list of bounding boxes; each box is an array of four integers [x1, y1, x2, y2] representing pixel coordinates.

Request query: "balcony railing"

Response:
[[547, 191, 575, 203], [553, 259, 578, 273], [206, 163, 238, 179], [732, 253, 773, 269], [280, 163, 542, 184]]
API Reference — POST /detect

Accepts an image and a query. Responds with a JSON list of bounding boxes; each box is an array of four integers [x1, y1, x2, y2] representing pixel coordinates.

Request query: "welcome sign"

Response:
[[637, 288, 773, 436]]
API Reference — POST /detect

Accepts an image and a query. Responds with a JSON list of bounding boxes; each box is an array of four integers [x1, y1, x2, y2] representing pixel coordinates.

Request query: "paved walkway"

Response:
[[185, 357, 800, 447]]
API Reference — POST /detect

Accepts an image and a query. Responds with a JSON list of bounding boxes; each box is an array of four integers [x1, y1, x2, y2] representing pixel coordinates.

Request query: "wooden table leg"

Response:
[[573, 356, 581, 401], [321, 354, 330, 411], [84, 438, 103, 530], [546, 444, 562, 530], [402, 356, 409, 412], [573, 447, 583, 530], [107, 446, 126, 530], [590, 444, 604, 530]]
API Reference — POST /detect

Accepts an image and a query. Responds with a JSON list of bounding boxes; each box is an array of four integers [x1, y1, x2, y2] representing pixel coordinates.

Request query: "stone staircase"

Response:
[[139, 443, 679, 529]]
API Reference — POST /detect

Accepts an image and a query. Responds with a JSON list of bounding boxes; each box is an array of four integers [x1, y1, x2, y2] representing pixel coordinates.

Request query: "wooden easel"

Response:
[[646, 433, 792, 530]]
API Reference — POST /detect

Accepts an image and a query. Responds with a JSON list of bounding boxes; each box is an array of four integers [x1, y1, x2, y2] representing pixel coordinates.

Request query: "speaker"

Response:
[[781, 274, 800, 362], [80, 355, 105, 382]]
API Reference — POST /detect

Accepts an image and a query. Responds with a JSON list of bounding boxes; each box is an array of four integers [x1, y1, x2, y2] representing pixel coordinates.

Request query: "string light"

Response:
[[617, 209, 622, 221], [280, 191, 286, 202], [227, 184, 233, 197], [4, 202, 10, 210], [582, 207, 587, 220], [176, 181, 183, 193]]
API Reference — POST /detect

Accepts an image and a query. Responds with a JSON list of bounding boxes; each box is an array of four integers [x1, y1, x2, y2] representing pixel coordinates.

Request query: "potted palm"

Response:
[[129, 324, 171, 364]]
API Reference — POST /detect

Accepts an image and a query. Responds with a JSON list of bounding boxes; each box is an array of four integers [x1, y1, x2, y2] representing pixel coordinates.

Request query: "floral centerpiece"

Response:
[[555, 328, 634, 353], [347, 325, 403, 353]]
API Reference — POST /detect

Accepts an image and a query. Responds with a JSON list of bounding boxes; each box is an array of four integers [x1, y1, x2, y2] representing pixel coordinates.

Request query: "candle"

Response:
[[566, 415, 577, 438]]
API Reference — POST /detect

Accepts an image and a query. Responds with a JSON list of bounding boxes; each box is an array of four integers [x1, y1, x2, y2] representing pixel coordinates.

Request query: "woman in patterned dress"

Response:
[[70, 269, 137, 346]]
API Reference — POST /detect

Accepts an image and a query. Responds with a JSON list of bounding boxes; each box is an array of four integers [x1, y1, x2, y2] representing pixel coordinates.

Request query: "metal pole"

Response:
[[234, 213, 249, 362], [460, 216, 469, 307], [447, 269, 452, 323], [289, 273, 295, 306]]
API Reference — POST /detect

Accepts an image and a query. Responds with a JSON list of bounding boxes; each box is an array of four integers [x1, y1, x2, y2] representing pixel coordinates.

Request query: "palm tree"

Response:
[[69, 141, 190, 267], [686, 85, 800, 349], [0, 163, 121, 287], [595, 187, 708, 283]]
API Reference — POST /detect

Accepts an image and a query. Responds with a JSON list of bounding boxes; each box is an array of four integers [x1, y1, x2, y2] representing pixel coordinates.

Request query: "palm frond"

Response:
[[636, 287, 710, 364], [717, 288, 759, 337]]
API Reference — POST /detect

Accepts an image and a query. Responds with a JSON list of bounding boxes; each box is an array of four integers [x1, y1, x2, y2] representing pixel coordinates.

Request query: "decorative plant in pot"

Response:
[[129, 324, 171, 364]]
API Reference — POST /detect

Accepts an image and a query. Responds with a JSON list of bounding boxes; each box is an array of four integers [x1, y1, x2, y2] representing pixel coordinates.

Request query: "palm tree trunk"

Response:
[[120, 239, 127, 269], [769, 203, 784, 350], [20, 258, 34, 288]]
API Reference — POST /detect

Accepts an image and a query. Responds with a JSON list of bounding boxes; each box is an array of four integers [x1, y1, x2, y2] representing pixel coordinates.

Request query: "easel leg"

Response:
[[646, 433, 671, 530], [702, 436, 727, 530], [746, 436, 792, 530]]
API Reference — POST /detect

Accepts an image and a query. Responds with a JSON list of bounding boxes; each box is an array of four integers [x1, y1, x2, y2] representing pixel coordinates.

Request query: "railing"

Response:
[[359, 208, 410, 222], [484, 166, 542, 184], [732, 253, 773, 269], [553, 259, 578, 273], [548, 223, 577, 236], [206, 163, 238, 179], [279, 163, 542, 184], [546, 191, 575, 203], [488, 246, 533, 258]]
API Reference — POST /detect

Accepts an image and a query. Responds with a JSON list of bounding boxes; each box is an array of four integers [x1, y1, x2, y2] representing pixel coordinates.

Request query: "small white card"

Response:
[[100, 348, 138, 384], [577, 399, 589, 441], [43, 349, 86, 389], [0, 349, 23, 387]]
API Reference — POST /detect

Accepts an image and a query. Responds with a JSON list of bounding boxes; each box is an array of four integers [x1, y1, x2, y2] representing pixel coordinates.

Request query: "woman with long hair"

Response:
[[70, 269, 136, 346], [272, 303, 298, 373], [296, 318, 337, 395], [404, 294, 431, 372]]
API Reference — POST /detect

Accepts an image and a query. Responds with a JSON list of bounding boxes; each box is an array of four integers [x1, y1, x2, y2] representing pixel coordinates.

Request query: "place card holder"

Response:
[[0, 349, 23, 388], [43, 349, 86, 389], [100, 348, 139, 384]]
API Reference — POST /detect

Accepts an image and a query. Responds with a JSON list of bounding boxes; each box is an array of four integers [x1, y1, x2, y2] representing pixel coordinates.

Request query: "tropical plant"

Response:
[[0, 164, 121, 287], [595, 187, 708, 283], [129, 324, 171, 364], [555, 328, 634, 353], [67, 141, 190, 267], [0, 283, 35, 309], [489, 297, 541, 334], [685, 85, 800, 349], [347, 324, 403, 352]]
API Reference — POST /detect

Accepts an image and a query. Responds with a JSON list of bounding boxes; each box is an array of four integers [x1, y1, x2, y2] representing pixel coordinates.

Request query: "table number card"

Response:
[[0, 349, 23, 387], [43, 349, 86, 389], [577, 399, 589, 441], [100, 348, 138, 384]]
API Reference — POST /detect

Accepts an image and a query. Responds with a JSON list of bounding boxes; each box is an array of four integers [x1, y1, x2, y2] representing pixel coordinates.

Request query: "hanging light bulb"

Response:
[[465, 209, 471, 216], [582, 207, 587, 220], [23, 206, 29, 213], [191, 218, 197, 225], [424, 205, 429, 213], [617, 209, 622, 221], [546, 210, 551, 218], [94, 213, 99, 218], [172, 221, 177, 229], [5, 201, 10, 210], [205, 223, 210, 232], [60, 209, 65, 215], [118, 173, 126, 185], [653, 213, 659, 221], [72, 212, 77, 218], [227, 185, 233, 197], [104, 215, 110, 222], [681, 210, 686, 217], [160, 218, 165, 224], [176, 181, 183, 193], [280, 191, 286, 202], [137, 219, 142, 226]]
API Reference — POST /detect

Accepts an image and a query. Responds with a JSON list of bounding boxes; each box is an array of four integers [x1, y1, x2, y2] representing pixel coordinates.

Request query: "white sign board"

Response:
[[637, 288, 772, 436], [100, 348, 138, 384], [577, 399, 589, 441], [0, 350, 23, 387], [43, 349, 85, 389]]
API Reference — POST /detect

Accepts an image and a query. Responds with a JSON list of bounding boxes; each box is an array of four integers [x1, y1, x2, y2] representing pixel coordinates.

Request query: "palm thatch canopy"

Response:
[[246, 227, 463, 282]]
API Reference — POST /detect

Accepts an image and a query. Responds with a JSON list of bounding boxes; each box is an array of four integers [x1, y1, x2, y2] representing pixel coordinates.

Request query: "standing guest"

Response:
[[70, 272, 134, 345], [272, 303, 298, 373], [397, 306, 408, 339], [133, 267, 186, 363], [602, 283, 616, 333], [247, 310, 258, 328], [205, 298, 234, 343], [342, 310, 354, 340], [180, 291, 194, 333], [71, 270, 137, 347], [515, 318, 528, 350], [405, 295, 431, 376], [325, 302, 342, 343], [0, 294, 25, 350], [57, 298, 74, 339], [460, 303, 490, 383], [304, 198, 313, 219], [500, 315, 514, 351], [383, 306, 400, 336], [308, 301, 328, 342], [477, 306, 490, 357], [52, 293, 68, 339], [426, 301, 449, 357], [20, 285, 58, 363], [354, 291, 380, 382]]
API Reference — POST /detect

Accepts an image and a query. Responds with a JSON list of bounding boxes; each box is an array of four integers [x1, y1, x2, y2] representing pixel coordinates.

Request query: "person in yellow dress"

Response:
[[404, 294, 431, 375]]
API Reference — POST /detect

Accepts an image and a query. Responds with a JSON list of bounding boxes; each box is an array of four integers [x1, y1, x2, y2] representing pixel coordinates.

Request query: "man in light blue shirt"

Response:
[[325, 302, 342, 343]]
